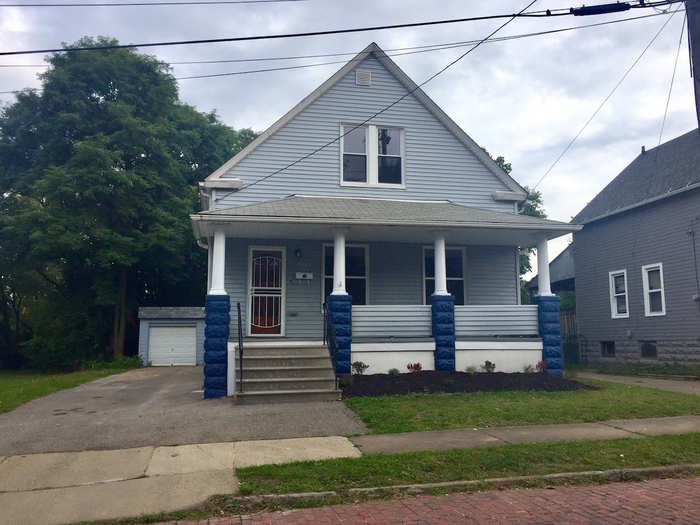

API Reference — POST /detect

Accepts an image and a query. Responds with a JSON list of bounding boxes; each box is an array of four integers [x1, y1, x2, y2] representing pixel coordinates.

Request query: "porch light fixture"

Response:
[[294, 248, 302, 259]]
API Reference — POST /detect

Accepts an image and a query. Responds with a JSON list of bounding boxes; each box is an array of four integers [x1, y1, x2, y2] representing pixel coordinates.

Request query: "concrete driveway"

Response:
[[0, 367, 366, 455]]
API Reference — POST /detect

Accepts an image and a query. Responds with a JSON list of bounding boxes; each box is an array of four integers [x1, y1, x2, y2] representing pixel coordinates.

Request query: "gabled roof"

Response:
[[573, 128, 700, 224], [196, 195, 576, 231], [206, 42, 527, 200]]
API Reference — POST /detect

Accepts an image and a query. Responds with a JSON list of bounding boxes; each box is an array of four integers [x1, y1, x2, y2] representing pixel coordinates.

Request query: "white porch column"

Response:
[[209, 230, 227, 295], [433, 234, 449, 296], [536, 237, 553, 296], [332, 230, 347, 294]]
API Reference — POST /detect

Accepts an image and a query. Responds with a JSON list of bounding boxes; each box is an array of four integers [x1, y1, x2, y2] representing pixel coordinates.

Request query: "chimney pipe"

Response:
[[641, 145, 646, 154]]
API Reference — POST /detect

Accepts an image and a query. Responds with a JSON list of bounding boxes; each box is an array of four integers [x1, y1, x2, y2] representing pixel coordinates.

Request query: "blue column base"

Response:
[[204, 294, 230, 398], [534, 295, 563, 377], [327, 293, 352, 374], [431, 294, 455, 371]]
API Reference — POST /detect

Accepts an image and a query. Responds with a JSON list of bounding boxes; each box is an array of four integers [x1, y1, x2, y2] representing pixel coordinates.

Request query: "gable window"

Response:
[[641, 263, 666, 316], [341, 124, 403, 187], [423, 247, 465, 305], [608, 269, 629, 319], [342, 126, 367, 183], [322, 244, 369, 305]]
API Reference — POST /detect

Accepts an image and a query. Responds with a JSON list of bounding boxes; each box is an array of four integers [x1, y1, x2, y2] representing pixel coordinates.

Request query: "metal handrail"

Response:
[[236, 302, 244, 393], [323, 302, 339, 390]]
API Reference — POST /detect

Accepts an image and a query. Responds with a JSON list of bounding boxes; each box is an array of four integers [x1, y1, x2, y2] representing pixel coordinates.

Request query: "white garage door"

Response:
[[148, 326, 196, 366]]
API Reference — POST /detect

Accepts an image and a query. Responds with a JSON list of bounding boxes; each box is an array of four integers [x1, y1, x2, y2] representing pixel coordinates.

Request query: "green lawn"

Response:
[[238, 433, 700, 495], [0, 369, 131, 414], [345, 380, 700, 434]]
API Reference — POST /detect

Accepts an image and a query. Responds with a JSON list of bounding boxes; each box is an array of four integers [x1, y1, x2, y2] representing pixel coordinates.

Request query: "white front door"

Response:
[[248, 247, 285, 335]]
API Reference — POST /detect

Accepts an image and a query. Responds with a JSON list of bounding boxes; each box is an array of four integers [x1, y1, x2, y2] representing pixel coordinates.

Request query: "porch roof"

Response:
[[191, 195, 581, 245]]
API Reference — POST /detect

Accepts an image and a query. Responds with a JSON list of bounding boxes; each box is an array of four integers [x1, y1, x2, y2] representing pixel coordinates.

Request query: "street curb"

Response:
[[347, 463, 700, 495]]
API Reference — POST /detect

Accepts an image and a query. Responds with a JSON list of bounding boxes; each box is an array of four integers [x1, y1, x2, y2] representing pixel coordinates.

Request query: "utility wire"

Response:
[[657, 12, 686, 146], [532, 3, 682, 190], [0, 0, 302, 5], [0, 1, 672, 57], [0, 9, 678, 69], [230, 0, 539, 195]]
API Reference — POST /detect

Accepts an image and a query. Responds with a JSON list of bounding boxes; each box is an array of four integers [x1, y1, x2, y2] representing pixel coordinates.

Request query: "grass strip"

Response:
[[238, 433, 700, 495], [345, 380, 700, 433], [0, 369, 131, 414]]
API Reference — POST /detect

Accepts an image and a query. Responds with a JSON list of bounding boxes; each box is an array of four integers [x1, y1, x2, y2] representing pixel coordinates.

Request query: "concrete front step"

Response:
[[240, 366, 335, 380], [236, 355, 332, 368], [237, 346, 328, 357], [236, 377, 336, 392], [234, 389, 342, 405]]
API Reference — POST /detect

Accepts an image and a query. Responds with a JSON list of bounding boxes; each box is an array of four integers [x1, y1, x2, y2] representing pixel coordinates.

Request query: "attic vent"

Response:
[[355, 70, 372, 87]]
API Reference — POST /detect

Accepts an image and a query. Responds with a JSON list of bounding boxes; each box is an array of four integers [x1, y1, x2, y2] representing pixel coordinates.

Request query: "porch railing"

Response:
[[322, 302, 339, 389], [236, 301, 244, 393], [352, 305, 432, 339], [454, 305, 539, 337]]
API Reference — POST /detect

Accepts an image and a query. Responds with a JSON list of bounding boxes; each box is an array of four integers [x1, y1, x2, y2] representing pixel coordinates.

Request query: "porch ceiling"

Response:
[[191, 195, 580, 246]]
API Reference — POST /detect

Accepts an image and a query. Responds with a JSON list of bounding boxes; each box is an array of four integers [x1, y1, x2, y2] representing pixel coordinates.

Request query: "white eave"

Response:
[[199, 179, 243, 190]]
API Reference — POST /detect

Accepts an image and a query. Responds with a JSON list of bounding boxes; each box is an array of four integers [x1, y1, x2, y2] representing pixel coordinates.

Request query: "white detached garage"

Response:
[[138, 307, 205, 366]]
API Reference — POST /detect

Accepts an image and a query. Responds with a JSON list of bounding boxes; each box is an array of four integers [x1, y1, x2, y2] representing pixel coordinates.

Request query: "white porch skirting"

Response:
[[352, 340, 542, 374]]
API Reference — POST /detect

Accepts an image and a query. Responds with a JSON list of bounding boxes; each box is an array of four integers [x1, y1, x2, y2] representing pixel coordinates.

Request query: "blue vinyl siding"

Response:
[[214, 55, 513, 212], [224, 239, 518, 340]]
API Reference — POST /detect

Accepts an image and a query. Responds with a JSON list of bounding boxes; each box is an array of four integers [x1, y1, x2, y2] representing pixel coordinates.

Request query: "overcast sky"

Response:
[[1, 0, 697, 277]]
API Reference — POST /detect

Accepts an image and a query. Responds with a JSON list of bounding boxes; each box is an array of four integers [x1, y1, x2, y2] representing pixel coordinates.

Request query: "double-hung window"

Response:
[[423, 247, 465, 305], [608, 269, 629, 319], [641, 263, 666, 316], [341, 124, 403, 186], [322, 244, 369, 305]]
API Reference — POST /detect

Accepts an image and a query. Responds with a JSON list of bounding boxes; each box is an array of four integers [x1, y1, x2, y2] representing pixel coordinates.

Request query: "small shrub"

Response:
[[351, 361, 370, 375], [481, 360, 496, 373], [523, 364, 535, 373], [537, 360, 548, 373], [407, 362, 422, 373], [387, 368, 400, 376], [465, 366, 477, 374]]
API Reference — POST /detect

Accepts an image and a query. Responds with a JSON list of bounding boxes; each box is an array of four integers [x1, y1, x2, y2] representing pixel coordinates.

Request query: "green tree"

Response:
[[0, 37, 255, 368]]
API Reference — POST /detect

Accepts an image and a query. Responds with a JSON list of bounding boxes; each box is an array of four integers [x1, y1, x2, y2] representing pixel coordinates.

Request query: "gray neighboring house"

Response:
[[526, 243, 575, 295], [183, 42, 579, 400], [573, 128, 700, 363]]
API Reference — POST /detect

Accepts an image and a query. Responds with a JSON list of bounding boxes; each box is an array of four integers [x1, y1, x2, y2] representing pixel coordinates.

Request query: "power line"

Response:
[[532, 3, 682, 190], [657, 12, 686, 146], [0, 0, 302, 5], [0, 1, 674, 57], [231, 0, 539, 195], [0, 9, 679, 69]]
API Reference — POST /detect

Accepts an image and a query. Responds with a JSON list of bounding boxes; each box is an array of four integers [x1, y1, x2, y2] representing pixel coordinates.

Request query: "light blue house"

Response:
[[191, 43, 580, 401]]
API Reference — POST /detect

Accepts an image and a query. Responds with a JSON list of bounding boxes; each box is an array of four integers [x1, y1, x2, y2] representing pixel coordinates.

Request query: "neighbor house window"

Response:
[[322, 244, 368, 305], [640, 341, 658, 359], [423, 247, 465, 305], [341, 126, 367, 183], [641, 263, 666, 316], [600, 341, 615, 357], [608, 269, 629, 319], [341, 124, 403, 187]]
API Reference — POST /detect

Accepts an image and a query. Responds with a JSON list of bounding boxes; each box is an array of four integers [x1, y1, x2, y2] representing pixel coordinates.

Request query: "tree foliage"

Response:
[[0, 37, 255, 369]]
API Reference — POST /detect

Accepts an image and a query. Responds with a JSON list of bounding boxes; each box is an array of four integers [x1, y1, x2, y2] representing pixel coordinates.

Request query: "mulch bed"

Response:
[[341, 371, 596, 398]]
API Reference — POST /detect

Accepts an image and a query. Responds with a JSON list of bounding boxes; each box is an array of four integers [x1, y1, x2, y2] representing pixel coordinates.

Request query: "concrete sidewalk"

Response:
[[577, 371, 700, 396], [350, 415, 700, 454], [0, 437, 360, 525]]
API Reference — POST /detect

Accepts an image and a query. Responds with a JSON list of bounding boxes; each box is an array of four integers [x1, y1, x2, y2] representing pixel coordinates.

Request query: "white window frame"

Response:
[[422, 246, 467, 305], [641, 263, 666, 317], [340, 124, 405, 189], [608, 269, 629, 319], [321, 243, 370, 306]]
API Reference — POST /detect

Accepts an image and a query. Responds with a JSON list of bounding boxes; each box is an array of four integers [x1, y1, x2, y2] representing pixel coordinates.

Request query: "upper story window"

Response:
[[341, 124, 403, 187], [641, 263, 666, 316], [608, 269, 629, 319]]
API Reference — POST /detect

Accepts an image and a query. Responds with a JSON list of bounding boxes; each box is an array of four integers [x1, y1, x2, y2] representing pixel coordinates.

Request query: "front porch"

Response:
[[191, 196, 579, 398]]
